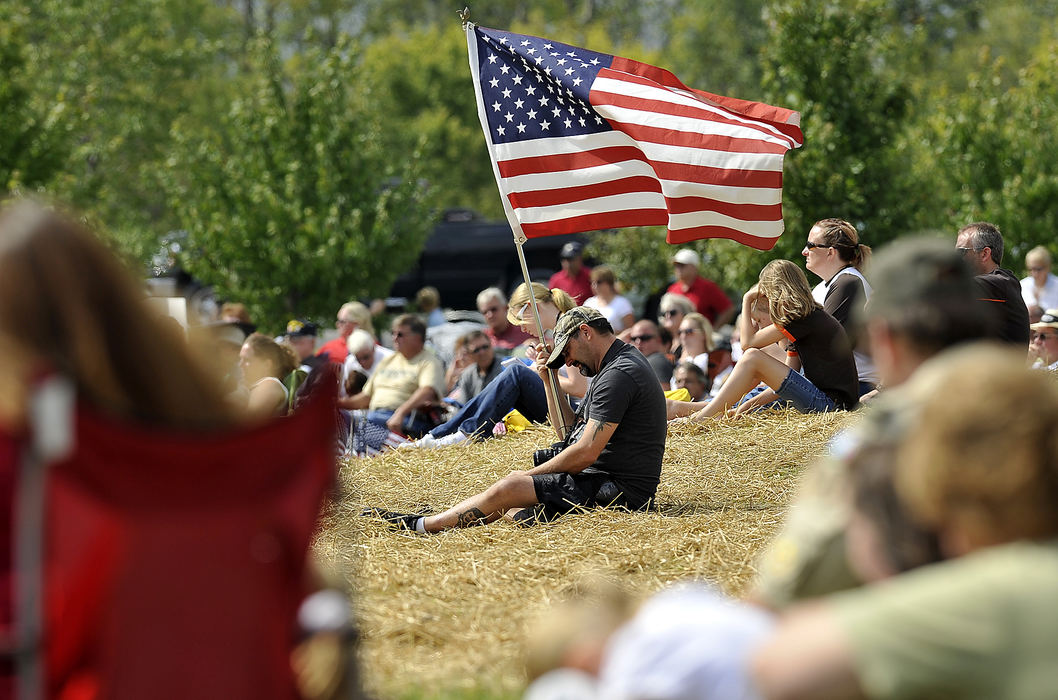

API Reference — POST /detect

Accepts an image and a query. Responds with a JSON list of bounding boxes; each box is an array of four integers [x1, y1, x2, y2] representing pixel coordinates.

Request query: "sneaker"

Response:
[[399, 432, 468, 449], [360, 507, 422, 531]]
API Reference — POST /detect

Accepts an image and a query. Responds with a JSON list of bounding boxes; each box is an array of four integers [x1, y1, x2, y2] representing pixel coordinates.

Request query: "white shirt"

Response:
[[584, 294, 634, 332], [1020, 273, 1058, 313]]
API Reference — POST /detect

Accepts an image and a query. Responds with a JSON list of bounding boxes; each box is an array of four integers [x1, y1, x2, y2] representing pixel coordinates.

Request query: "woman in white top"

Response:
[[1020, 246, 1058, 321], [802, 218, 878, 394], [584, 265, 635, 333], [239, 332, 298, 420], [675, 312, 715, 376]]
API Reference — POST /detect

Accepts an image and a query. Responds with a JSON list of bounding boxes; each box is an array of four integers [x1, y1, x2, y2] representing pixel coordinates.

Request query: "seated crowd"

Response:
[[3, 196, 1053, 699]]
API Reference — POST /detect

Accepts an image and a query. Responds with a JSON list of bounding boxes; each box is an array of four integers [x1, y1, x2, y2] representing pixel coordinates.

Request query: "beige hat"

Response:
[[546, 306, 606, 369]]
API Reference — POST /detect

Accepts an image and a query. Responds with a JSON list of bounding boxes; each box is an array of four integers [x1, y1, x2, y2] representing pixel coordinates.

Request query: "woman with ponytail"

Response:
[[802, 218, 878, 395]]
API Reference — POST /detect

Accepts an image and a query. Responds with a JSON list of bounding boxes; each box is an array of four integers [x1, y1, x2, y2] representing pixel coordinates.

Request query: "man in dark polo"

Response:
[[364, 307, 667, 532], [956, 222, 1030, 347]]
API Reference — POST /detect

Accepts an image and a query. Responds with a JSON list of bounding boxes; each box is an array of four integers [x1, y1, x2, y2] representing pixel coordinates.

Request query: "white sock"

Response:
[[414, 517, 426, 533]]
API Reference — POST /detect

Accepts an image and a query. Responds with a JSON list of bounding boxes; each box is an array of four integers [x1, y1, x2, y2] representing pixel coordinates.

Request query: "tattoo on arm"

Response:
[[456, 507, 489, 528], [590, 419, 607, 442]]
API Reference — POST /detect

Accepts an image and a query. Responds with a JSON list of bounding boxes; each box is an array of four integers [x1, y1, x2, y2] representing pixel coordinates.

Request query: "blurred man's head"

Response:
[[672, 248, 700, 285], [285, 319, 318, 361], [463, 330, 495, 371], [477, 287, 509, 333], [630, 319, 664, 357], [956, 221, 1003, 274], [673, 362, 709, 401], [560, 241, 585, 276], [390, 314, 426, 358], [861, 237, 988, 388]]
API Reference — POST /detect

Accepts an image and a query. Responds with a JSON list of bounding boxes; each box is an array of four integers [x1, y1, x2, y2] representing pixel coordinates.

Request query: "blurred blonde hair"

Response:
[[680, 312, 715, 352], [338, 301, 373, 335], [757, 259, 819, 327], [896, 344, 1058, 547], [506, 282, 576, 325]]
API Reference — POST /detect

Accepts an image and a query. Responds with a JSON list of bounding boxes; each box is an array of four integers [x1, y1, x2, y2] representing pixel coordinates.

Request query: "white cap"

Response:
[[672, 249, 700, 268]]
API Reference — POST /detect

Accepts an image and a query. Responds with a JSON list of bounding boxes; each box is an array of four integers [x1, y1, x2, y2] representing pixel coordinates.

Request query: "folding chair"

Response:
[[6, 375, 339, 700]]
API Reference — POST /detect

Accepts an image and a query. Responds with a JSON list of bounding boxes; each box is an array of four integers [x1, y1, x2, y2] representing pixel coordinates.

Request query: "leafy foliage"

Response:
[[162, 37, 434, 326]]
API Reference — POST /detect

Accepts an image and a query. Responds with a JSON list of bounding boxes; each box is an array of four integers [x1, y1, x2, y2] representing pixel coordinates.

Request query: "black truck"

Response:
[[388, 209, 587, 310]]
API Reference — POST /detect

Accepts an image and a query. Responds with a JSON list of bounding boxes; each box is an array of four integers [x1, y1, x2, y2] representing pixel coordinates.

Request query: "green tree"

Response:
[[0, 5, 69, 191], [162, 36, 434, 327]]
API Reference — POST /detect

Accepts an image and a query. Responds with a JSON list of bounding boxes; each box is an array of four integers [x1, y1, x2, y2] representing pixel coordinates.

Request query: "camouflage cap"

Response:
[[546, 306, 606, 369]]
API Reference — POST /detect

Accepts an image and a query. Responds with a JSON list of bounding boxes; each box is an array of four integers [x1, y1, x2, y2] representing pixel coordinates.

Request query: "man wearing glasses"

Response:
[[476, 287, 531, 351], [628, 319, 675, 390], [341, 314, 445, 436], [956, 222, 1030, 346], [1029, 310, 1058, 371], [363, 307, 667, 533], [450, 330, 503, 402]]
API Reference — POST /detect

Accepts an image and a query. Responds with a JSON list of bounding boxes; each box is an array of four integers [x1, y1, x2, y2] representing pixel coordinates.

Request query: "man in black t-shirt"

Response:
[[956, 222, 1030, 347], [363, 307, 668, 532]]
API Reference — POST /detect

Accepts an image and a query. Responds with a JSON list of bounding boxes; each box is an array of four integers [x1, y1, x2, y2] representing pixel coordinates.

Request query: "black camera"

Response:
[[532, 441, 567, 466]]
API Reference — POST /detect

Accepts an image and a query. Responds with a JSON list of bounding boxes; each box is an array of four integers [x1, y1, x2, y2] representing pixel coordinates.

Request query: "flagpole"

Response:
[[464, 15, 570, 440]]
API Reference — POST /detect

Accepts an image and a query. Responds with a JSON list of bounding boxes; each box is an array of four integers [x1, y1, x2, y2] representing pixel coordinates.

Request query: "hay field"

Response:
[[315, 409, 856, 699]]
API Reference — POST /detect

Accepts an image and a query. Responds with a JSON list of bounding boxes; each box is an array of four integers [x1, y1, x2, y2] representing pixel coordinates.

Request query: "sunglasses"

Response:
[[956, 246, 985, 254], [392, 330, 406, 338], [630, 334, 655, 342], [660, 309, 681, 318], [468, 344, 491, 354], [678, 328, 697, 335], [804, 241, 832, 250], [1033, 332, 1057, 342]]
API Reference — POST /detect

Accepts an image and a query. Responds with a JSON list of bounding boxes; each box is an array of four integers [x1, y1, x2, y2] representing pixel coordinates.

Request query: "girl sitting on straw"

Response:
[[671, 259, 859, 421]]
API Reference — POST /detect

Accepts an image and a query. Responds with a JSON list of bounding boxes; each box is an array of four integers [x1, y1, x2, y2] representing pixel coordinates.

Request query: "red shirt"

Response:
[[548, 266, 593, 304], [667, 276, 732, 323], [487, 322, 532, 350], [316, 337, 349, 363]]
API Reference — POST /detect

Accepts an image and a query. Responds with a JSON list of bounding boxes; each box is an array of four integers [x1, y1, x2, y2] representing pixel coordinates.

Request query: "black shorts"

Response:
[[523, 471, 649, 524]]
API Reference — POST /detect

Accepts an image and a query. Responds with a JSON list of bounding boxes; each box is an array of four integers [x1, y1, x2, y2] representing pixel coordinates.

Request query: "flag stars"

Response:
[[563, 118, 573, 128], [517, 122, 526, 133], [590, 58, 600, 65], [565, 68, 575, 75], [539, 96, 550, 106], [527, 109, 537, 119], [488, 54, 497, 64], [492, 101, 501, 111], [527, 47, 536, 54], [556, 58, 567, 65], [497, 126, 506, 136], [552, 107, 561, 117], [514, 98, 524, 109], [543, 43, 553, 49], [520, 40, 530, 46], [513, 75, 523, 85], [489, 77, 499, 88], [578, 116, 586, 126], [504, 112, 514, 122], [540, 120, 550, 130], [502, 88, 512, 98], [526, 86, 537, 96], [500, 65, 510, 74]]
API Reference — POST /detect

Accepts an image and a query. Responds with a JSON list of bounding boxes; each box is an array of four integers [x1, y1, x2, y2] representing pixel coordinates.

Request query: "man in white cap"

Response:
[[667, 248, 734, 326], [1029, 309, 1058, 371]]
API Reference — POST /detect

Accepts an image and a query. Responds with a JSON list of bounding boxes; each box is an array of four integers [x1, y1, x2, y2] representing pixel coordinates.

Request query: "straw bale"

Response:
[[314, 408, 857, 699]]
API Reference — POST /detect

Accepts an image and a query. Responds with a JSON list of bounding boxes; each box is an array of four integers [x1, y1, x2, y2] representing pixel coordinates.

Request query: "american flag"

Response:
[[467, 24, 803, 250]]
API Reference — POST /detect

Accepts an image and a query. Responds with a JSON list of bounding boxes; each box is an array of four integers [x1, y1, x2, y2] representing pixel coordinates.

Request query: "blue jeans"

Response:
[[775, 370, 838, 413], [366, 409, 436, 438], [429, 362, 548, 439]]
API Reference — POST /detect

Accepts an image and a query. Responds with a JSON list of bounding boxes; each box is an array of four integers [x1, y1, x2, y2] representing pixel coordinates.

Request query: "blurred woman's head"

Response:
[[677, 312, 715, 356], [346, 329, 377, 370], [757, 260, 819, 328], [240, 333, 297, 387], [658, 293, 694, 336], [590, 265, 618, 301], [0, 199, 235, 429], [1026, 246, 1052, 287], [507, 282, 576, 338]]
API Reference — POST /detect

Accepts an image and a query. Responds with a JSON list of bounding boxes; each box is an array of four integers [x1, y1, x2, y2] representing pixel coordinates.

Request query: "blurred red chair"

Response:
[[5, 376, 337, 700]]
